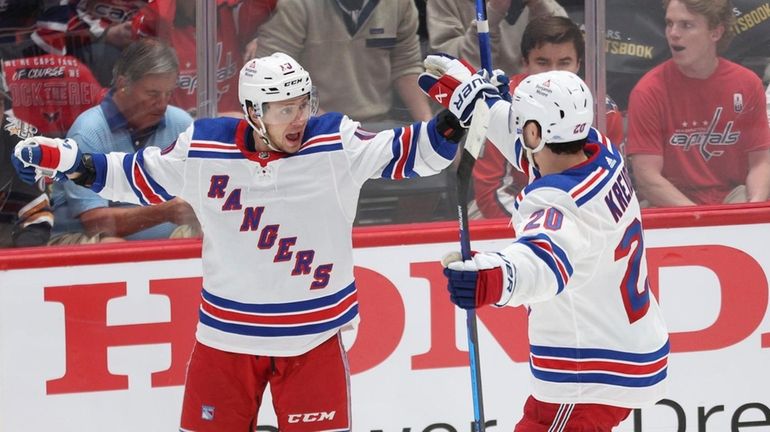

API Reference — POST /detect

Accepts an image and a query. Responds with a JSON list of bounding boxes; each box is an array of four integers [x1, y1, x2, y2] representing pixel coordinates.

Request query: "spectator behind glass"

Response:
[[238, 0, 281, 60], [50, 38, 197, 245], [3, 55, 107, 138], [0, 62, 53, 248], [0, 0, 44, 60], [626, 0, 770, 207], [255, 0, 433, 127], [560, 0, 769, 112], [131, 0, 277, 117], [471, 16, 625, 219], [31, 1, 148, 87], [427, 0, 567, 74], [766, 82, 770, 125]]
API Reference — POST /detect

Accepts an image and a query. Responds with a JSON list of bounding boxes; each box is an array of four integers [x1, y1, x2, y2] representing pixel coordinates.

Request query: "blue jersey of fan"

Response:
[[87, 112, 457, 356], [486, 102, 669, 408]]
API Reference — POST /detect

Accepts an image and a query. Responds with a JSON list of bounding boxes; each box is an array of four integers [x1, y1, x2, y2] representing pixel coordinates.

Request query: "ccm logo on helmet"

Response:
[[287, 411, 336, 423], [452, 76, 485, 111], [284, 78, 304, 87]]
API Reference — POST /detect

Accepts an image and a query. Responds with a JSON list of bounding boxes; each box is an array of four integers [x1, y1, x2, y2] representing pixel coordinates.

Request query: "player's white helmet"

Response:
[[510, 70, 593, 153], [238, 52, 317, 146]]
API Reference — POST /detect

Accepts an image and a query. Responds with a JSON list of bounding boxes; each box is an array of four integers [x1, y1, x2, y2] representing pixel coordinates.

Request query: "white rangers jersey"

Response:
[[486, 102, 669, 408], [88, 112, 457, 356]]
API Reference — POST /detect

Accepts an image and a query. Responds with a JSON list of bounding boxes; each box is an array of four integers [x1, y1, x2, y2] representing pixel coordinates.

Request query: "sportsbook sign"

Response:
[[0, 211, 768, 431]]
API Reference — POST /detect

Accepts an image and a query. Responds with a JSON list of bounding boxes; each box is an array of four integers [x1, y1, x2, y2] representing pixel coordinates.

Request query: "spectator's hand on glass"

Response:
[[104, 22, 134, 48], [243, 38, 259, 62], [488, 0, 513, 14]]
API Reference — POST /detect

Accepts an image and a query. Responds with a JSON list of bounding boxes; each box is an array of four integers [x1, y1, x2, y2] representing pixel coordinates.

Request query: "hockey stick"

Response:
[[454, 1, 493, 431]]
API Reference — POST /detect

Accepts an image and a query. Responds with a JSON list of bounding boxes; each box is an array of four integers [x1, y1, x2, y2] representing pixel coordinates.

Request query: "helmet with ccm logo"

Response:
[[509, 70, 593, 153], [238, 52, 317, 131]]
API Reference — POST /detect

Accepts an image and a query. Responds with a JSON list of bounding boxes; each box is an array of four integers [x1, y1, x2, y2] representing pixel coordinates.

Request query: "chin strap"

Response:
[[257, 130, 280, 152], [246, 115, 282, 152], [528, 138, 546, 154]]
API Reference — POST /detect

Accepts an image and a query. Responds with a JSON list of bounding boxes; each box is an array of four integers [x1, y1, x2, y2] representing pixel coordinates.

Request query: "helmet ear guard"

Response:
[[509, 70, 594, 153]]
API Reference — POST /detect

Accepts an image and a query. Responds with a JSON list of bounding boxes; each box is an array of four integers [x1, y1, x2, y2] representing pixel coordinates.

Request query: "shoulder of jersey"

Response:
[[294, 112, 346, 155], [192, 116, 242, 141], [305, 112, 345, 137], [518, 132, 623, 208]]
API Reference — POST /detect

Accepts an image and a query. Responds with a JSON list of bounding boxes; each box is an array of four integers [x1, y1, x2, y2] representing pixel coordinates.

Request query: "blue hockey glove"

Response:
[[10, 156, 39, 184], [483, 69, 512, 102], [419, 54, 501, 127], [442, 251, 516, 309], [13, 137, 82, 183]]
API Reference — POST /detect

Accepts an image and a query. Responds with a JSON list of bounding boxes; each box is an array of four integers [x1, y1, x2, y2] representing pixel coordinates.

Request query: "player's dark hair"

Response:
[[545, 139, 587, 155], [520, 16, 585, 63], [528, 120, 587, 155]]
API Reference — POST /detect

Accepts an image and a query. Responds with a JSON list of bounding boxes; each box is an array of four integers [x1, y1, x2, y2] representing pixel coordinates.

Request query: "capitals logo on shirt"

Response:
[[668, 107, 740, 161]]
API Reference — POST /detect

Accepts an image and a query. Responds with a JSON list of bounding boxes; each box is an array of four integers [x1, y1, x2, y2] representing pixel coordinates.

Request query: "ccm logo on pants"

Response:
[[288, 411, 336, 423]]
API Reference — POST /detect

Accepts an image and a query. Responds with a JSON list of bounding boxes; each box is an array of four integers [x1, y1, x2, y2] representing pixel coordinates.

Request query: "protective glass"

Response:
[[261, 88, 319, 126]]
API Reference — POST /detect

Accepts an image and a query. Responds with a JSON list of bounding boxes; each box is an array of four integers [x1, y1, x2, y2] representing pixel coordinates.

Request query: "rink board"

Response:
[[0, 206, 769, 431]]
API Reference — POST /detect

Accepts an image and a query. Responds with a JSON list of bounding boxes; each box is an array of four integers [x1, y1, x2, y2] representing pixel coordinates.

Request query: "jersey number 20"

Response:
[[615, 218, 651, 324]]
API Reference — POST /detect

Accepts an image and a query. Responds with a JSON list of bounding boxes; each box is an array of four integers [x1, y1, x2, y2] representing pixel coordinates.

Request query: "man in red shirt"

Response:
[[472, 15, 624, 219], [625, 0, 770, 206], [131, 0, 277, 117], [3, 55, 107, 137]]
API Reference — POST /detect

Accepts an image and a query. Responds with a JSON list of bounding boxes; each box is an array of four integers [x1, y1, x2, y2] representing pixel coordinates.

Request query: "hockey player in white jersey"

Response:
[[12, 52, 495, 432], [421, 57, 669, 431]]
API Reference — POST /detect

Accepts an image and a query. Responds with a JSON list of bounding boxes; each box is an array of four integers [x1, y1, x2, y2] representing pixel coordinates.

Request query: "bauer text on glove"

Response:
[[418, 54, 502, 127]]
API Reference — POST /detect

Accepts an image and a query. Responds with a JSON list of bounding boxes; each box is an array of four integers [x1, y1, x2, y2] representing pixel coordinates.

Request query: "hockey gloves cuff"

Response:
[[442, 251, 516, 309], [418, 53, 502, 128]]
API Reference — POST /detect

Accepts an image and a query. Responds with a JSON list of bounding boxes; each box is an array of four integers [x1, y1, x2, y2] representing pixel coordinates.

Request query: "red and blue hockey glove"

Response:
[[441, 251, 516, 309], [418, 53, 502, 127], [13, 137, 82, 183]]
